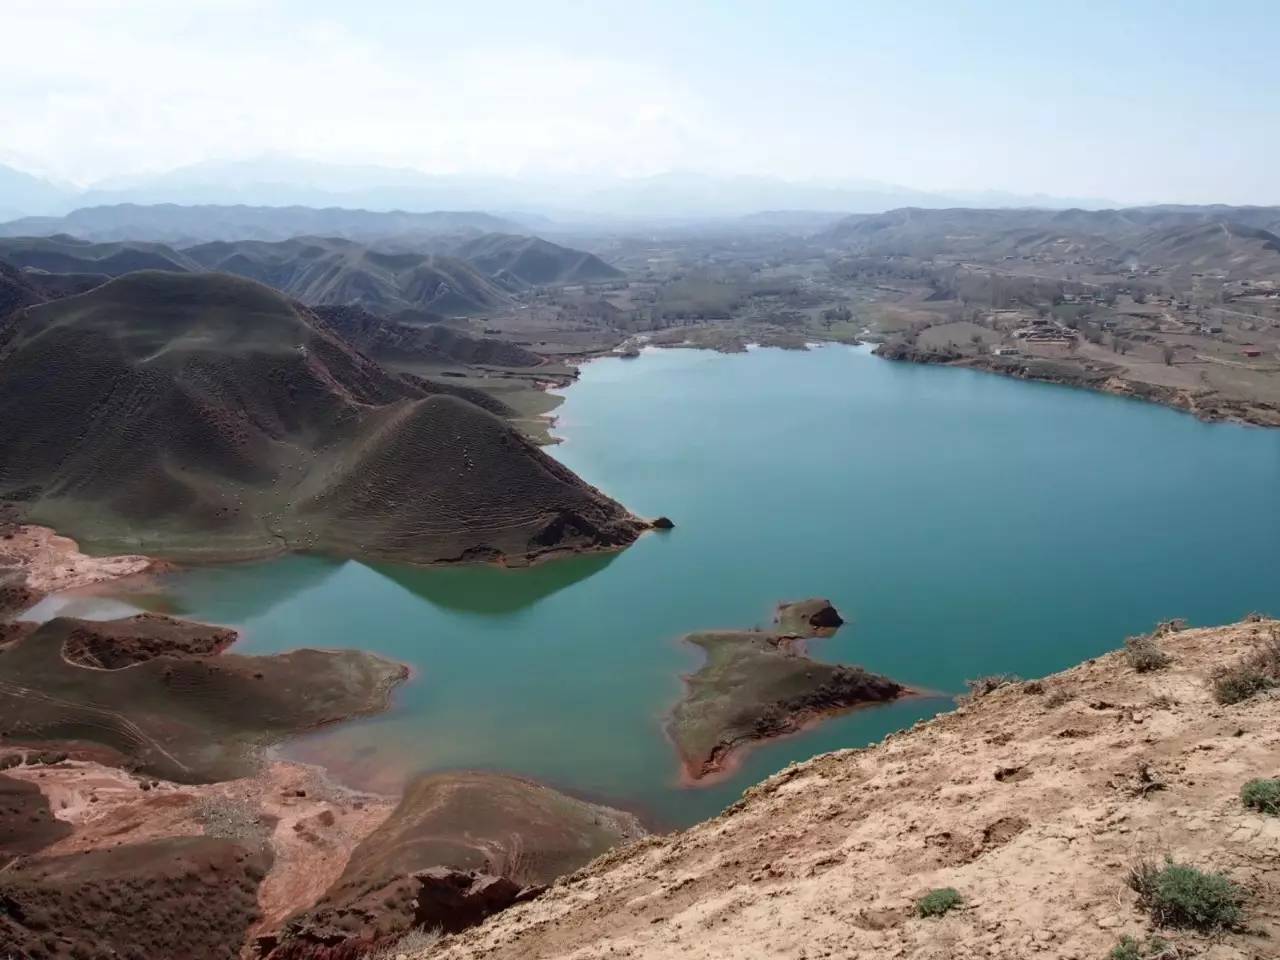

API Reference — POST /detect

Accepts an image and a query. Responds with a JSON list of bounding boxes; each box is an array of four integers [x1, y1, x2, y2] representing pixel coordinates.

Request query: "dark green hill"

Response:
[[453, 233, 623, 288], [0, 271, 643, 563], [184, 236, 509, 315]]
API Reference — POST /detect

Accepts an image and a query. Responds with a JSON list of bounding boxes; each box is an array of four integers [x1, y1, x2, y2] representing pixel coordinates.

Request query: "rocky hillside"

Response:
[[421, 619, 1280, 960]]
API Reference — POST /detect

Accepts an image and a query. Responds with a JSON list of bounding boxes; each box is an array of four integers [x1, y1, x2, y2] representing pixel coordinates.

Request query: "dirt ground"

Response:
[[0, 524, 159, 595], [421, 620, 1280, 960], [3, 755, 396, 952]]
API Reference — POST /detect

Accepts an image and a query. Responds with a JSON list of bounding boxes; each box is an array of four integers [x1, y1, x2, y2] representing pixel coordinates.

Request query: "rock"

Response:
[[651, 516, 675, 530], [774, 598, 844, 637], [413, 867, 542, 933]]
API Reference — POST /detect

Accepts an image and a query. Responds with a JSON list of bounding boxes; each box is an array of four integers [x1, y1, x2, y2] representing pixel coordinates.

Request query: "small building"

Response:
[[1241, 346, 1263, 358]]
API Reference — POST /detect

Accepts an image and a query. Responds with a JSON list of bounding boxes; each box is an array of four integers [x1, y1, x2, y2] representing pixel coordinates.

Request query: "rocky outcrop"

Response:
[[774, 597, 843, 636], [60, 613, 237, 669]]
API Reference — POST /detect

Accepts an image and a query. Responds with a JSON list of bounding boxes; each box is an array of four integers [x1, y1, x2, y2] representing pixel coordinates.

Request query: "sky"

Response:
[[3, 0, 1278, 204]]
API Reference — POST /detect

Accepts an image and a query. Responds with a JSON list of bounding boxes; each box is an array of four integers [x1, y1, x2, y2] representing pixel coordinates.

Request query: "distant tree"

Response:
[[1133, 290, 1147, 304], [1162, 345, 1175, 365]]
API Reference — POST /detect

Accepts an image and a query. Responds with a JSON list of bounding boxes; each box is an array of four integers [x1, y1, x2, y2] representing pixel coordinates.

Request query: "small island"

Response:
[[667, 599, 907, 782]]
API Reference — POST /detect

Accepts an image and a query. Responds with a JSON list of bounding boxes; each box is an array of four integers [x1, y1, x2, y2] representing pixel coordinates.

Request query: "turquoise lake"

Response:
[[87, 345, 1280, 827]]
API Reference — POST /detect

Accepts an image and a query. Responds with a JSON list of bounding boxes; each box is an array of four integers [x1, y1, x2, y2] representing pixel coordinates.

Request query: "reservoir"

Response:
[[92, 345, 1280, 827]]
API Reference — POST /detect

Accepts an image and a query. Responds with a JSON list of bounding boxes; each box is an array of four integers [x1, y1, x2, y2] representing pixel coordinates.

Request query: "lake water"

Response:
[[76, 345, 1280, 827]]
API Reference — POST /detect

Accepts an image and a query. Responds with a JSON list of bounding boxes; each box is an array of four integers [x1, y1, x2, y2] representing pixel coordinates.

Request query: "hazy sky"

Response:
[[4, 0, 1277, 203]]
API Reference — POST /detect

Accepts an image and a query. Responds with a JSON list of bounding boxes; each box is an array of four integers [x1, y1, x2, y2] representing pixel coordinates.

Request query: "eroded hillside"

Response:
[[421, 620, 1280, 960]]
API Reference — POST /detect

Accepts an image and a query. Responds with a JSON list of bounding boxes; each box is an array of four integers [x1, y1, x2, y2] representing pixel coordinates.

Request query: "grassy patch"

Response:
[[916, 887, 962, 918], [1127, 859, 1243, 931], [1241, 778, 1280, 814], [1125, 633, 1171, 673]]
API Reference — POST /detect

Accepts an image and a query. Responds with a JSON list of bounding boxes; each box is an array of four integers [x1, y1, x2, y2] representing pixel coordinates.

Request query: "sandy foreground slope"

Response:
[[421, 620, 1280, 960]]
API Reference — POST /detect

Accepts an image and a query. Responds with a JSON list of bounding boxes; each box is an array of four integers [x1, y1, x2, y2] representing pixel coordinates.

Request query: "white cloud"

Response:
[[0, 3, 743, 184]]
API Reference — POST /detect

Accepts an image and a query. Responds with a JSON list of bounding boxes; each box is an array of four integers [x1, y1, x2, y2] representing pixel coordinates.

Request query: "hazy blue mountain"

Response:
[[0, 204, 526, 244], [0, 156, 1130, 226], [0, 163, 77, 216]]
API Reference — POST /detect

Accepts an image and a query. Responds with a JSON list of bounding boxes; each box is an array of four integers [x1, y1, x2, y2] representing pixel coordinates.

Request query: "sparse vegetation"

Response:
[[1045, 688, 1072, 708], [1125, 633, 1171, 673], [363, 926, 442, 960], [1127, 858, 1243, 931], [1211, 629, 1280, 704], [916, 887, 962, 918], [962, 674, 1020, 701], [1240, 778, 1280, 815], [1109, 934, 1175, 960]]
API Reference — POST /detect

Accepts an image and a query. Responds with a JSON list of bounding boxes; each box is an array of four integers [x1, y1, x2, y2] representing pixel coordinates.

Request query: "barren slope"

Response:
[[424, 620, 1280, 960]]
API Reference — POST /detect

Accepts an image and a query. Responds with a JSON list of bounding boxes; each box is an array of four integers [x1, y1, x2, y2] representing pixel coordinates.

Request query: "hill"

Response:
[[0, 271, 644, 563], [0, 203, 525, 244], [424, 618, 1280, 960], [181, 236, 510, 315], [824, 205, 1280, 278], [452, 233, 622, 288], [0, 234, 199, 276], [311, 304, 543, 371]]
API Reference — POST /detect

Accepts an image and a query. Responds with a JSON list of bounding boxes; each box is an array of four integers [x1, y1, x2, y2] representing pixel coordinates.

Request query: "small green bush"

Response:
[[1128, 858, 1242, 931], [1125, 634, 1171, 673], [916, 887, 962, 917], [1109, 935, 1172, 960], [1241, 777, 1280, 815]]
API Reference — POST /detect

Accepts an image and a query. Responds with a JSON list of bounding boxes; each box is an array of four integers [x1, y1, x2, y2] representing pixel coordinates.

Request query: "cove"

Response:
[[115, 345, 1280, 827]]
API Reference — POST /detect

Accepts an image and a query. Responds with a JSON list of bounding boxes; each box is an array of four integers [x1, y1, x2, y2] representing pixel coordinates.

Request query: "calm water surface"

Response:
[[103, 345, 1280, 826]]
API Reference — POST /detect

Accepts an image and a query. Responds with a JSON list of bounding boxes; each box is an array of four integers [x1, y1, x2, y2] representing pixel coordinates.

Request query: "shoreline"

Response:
[[873, 341, 1280, 428], [675, 688, 937, 788]]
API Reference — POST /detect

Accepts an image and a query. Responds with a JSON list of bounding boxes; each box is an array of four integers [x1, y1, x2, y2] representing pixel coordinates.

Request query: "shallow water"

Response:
[[83, 345, 1280, 827]]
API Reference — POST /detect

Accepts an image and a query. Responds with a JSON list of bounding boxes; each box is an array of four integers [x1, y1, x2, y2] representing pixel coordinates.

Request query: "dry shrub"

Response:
[[1211, 628, 1280, 705]]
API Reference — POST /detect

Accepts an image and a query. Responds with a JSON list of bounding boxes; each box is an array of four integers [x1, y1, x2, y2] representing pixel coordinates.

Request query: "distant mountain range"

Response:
[[0, 231, 620, 316], [0, 203, 525, 244], [0, 157, 1122, 222]]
